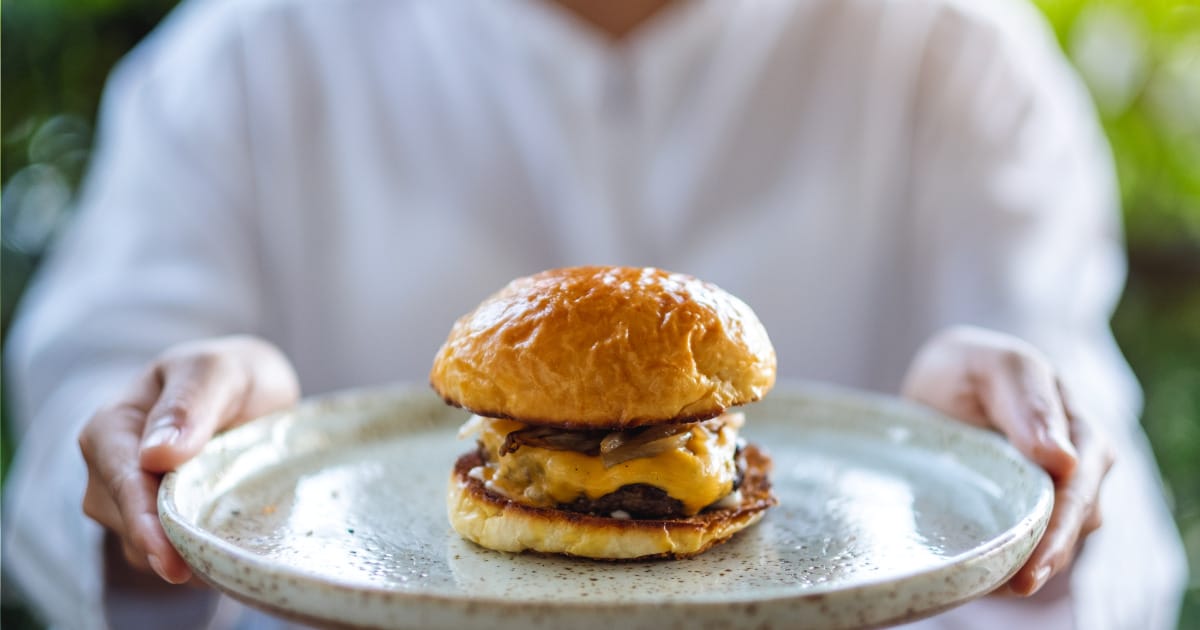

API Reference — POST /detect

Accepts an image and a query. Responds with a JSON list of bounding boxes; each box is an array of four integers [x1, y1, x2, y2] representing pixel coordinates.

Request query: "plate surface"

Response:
[[159, 383, 1052, 630]]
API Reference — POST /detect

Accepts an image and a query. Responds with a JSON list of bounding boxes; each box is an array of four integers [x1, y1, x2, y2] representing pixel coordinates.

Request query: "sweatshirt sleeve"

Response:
[[2, 2, 262, 627], [904, 2, 1187, 627]]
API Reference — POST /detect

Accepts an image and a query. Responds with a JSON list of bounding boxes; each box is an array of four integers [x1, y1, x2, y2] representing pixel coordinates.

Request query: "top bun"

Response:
[[430, 266, 776, 428]]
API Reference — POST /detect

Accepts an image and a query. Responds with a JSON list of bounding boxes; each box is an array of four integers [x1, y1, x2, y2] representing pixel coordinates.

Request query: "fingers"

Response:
[[81, 373, 161, 533], [904, 327, 1114, 598], [1056, 380, 1109, 542], [902, 326, 1078, 479], [1081, 502, 1103, 535], [973, 351, 1077, 480], [1006, 407, 1114, 596], [79, 336, 300, 587], [901, 337, 991, 428], [139, 336, 300, 473], [139, 352, 249, 473], [80, 390, 193, 584]]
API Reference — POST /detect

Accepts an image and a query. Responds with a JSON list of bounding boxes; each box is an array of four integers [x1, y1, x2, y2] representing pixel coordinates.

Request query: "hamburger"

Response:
[[432, 266, 777, 559]]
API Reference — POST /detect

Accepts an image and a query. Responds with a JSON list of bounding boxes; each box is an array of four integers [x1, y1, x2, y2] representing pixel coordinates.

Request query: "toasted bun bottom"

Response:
[[446, 445, 776, 560]]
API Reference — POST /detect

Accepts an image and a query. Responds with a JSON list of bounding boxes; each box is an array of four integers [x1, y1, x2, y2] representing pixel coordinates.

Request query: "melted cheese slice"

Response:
[[464, 413, 742, 516]]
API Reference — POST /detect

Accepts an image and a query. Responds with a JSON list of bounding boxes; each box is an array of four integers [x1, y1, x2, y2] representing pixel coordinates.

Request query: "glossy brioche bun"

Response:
[[430, 266, 776, 428], [447, 446, 776, 560]]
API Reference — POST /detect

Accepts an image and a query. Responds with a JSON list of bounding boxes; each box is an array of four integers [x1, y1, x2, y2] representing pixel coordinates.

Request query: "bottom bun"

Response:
[[446, 445, 777, 560]]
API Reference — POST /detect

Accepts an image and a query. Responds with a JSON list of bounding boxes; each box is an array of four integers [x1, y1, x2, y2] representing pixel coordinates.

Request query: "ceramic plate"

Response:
[[159, 383, 1052, 630]]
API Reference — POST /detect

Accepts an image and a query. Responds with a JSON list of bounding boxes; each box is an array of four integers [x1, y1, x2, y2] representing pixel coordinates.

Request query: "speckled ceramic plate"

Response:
[[159, 383, 1052, 630]]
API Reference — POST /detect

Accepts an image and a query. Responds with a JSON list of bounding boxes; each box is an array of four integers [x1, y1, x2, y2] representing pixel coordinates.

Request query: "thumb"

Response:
[[976, 355, 1079, 480], [139, 354, 248, 472]]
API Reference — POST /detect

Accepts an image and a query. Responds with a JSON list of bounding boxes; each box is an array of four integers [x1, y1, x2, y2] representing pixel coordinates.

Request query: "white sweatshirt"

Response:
[[2, 0, 1185, 628]]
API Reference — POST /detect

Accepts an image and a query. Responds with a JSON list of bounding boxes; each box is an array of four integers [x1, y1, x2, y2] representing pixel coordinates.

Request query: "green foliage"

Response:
[[2, 0, 182, 330], [1035, 1, 1200, 625], [2, 5, 178, 629], [1114, 274, 1200, 628], [1035, 0, 1200, 247]]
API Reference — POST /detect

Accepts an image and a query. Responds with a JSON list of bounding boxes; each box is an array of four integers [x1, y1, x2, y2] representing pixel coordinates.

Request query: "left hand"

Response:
[[901, 325, 1115, 596]]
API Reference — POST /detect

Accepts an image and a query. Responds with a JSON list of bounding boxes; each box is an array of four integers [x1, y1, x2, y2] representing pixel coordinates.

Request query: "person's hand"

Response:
[[901, 325, 1115, 596], [79, 335, 300, 584]]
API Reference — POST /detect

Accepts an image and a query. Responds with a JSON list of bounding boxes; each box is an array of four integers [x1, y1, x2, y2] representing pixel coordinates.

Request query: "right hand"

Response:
[[79, 335, 300, 584]]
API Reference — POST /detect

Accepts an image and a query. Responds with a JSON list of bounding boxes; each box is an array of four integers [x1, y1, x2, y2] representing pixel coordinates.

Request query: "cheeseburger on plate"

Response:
[[431, 266, 777, 560]]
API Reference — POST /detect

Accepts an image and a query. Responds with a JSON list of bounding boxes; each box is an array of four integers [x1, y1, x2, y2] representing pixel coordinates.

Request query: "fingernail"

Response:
[[1053, 432, 1078, 459], [1037, 424, 1076, 459], [1032, 565, 1052, 590], [148, 554, 169, 581], [142, 424, 181, 450]]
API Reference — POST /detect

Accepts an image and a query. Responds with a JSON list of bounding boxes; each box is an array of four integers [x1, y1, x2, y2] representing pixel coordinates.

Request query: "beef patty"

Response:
[[560, 484, 687, 519]]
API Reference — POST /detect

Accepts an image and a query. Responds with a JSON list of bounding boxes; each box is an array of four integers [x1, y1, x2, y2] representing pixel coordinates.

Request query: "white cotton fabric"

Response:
[[2, 0, 1186, 628]]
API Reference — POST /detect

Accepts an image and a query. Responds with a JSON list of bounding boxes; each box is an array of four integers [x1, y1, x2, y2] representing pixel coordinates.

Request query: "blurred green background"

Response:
[[1, 0, 1197, 627]]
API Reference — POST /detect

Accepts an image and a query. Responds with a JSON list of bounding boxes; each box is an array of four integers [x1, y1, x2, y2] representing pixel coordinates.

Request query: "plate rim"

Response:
[[158, 381, 1054, 624]]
